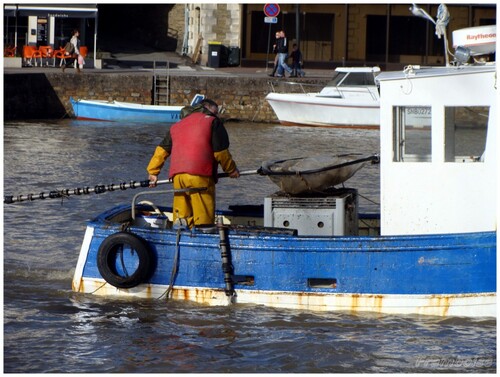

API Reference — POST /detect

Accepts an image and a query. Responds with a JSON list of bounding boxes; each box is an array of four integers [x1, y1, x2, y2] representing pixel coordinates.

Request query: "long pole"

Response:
[[4, 179, 165, 204], [4, 170, 261, 205], [94, 8, 98, 69], [266, 22, 271, 72], [14, 6, 18, 52], [295, 4, 300, 49]]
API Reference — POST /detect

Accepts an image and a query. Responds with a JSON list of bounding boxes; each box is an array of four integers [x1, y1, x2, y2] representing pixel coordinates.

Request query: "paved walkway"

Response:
[[4, 50, 333, 79]]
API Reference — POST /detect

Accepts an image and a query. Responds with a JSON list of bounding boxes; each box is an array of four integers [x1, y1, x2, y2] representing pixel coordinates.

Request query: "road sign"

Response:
[[263, 3, 280, 18], [264, 17, 278, 24]]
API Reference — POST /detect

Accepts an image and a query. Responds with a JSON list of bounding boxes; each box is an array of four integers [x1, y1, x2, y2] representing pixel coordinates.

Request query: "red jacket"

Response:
[[168, 112, 215, 178]]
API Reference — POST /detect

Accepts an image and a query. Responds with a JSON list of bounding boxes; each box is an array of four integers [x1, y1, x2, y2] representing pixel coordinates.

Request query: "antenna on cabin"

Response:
[[409, 3, 435, 25], [410, 3, 451, 66]]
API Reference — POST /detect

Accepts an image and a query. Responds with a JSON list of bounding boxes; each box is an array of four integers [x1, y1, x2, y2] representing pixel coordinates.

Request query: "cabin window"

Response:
[[340, 72, 377, 86], [444, 106, 488, 163], [328, 72, 376, 87], [393, 106, 432, 162], [328, 71, 347, 86]]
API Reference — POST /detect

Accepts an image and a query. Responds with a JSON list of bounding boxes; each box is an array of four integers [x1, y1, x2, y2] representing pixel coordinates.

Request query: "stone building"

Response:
[[168, 3, 495, 69], [167, 4, 242, 65]]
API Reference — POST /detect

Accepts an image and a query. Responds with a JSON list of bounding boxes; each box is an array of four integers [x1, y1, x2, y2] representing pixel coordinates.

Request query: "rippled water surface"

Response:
[[3, 120, 496, 373]]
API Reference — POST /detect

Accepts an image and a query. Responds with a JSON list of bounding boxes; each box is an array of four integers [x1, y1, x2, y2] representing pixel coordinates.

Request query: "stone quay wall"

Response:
[[4, 72, 329, 122]]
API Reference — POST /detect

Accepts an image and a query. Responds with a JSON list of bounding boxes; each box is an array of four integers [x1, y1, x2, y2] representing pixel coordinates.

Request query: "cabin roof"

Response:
[[335, 67, 380, 74], [376, 64, 496, 83]]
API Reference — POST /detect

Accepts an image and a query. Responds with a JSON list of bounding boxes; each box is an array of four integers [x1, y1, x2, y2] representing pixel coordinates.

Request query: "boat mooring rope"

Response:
[[89, 281, 108, 294], [157, 227, 182, 300]]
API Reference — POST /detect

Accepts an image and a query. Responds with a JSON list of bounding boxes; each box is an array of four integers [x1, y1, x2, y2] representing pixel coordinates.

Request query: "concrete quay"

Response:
[[4, 52, 333, 122]]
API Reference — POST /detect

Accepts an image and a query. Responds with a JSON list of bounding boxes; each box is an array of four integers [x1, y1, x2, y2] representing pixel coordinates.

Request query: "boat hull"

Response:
[[265, 92, 380, 128], [72, 206, 496, 318], [70, 97, 183, 123], [76, 279, 496, 318]]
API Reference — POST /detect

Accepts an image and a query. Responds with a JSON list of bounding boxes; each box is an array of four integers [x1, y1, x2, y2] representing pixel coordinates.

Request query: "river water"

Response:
[[3, 120, 495, 373]]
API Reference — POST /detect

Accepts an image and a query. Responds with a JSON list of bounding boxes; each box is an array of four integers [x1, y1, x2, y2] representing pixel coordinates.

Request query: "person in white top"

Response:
[[61, 29, 83, 73]]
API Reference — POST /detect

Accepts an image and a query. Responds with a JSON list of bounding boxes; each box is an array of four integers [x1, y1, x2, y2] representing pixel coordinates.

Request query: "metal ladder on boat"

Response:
[[153, 61, 170, 105]]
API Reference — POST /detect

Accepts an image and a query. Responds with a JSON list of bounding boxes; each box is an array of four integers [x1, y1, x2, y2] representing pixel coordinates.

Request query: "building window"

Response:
[[250, 11, 279, 54], [299, 13, 334, 61], [249, 10, 334, 61], [366, 15, 441, 62]]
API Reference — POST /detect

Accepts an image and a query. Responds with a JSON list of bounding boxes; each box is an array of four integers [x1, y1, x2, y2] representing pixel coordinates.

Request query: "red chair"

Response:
[[74, 45, 88, 69], [4, 45, 16, 57], [53, 47, 67, 67], [23, 45, 36, 66], [39, 46, 54, 67], [31, 47, 42, 67], [79, 46, 88, 58]]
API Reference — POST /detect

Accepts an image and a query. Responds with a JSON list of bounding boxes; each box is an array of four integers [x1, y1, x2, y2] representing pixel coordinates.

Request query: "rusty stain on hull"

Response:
[[76, 278, 495, 318], [280, 120, 379, 130]]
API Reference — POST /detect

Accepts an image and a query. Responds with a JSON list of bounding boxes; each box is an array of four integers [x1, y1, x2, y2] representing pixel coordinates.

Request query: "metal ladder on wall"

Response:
[[153, 61, 170, 105]]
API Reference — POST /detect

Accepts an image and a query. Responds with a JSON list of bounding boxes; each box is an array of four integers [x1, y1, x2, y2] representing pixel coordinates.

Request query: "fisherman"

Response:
[[146, 99, 240, 228]]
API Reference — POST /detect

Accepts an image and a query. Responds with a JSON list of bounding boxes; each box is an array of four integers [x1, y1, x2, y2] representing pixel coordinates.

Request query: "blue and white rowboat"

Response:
[[69, 94, 205, 123]]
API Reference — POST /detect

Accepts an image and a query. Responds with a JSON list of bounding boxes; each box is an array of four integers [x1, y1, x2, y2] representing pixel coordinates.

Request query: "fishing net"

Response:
[[261, 154, 378, 195]]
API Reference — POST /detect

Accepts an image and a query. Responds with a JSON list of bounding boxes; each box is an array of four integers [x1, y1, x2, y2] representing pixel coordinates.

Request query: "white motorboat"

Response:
[[265, 67, 381, 128]]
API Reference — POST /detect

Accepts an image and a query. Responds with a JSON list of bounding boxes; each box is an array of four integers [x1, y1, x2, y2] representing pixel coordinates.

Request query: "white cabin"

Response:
[[318, 66, 380, 100], [377, 64, 497, 236]]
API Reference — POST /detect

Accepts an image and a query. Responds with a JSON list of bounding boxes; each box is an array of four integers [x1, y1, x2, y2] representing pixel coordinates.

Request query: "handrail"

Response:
[[268, 80, 325, 94], [268, 80, 379, 101], [327, 86, 379, 101], [131, 187, 206, 220]]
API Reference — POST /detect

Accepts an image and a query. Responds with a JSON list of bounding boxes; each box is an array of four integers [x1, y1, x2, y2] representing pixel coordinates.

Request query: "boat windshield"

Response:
[[327, 71, 377, 87]]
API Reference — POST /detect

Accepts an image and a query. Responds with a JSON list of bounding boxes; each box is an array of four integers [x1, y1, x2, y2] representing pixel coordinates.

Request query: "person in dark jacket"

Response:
[[269, 31, 281, 77], [147, 99, 240, 228], [275, 30, 293, 77], [289, 43, 305, 77]]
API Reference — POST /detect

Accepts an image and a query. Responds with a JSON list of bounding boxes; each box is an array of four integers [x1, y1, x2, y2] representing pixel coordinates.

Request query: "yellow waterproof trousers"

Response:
[[172, 173, 215, 227]]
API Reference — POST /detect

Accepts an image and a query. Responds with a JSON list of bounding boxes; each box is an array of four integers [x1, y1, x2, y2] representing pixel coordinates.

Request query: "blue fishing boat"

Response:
[[69, 94, 205, 123], [69, 23, 496, 317]]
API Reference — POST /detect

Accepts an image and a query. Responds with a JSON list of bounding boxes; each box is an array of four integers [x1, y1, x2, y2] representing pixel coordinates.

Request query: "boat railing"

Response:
[[269, 81, 379, 101], [130, 187, 207, 223], [318, 86, 379, 101], [268, 80, 325, 94]]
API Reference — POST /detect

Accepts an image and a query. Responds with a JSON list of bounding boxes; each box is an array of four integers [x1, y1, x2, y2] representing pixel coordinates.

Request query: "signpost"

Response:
[[263, 3, 280, 17], [264, 4, 280, 72]]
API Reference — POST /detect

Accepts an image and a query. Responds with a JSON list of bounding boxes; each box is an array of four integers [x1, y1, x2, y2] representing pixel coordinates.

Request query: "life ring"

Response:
[[97, 232, 156, 289]]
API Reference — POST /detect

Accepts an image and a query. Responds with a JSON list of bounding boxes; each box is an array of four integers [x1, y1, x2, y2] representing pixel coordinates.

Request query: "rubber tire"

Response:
[[97, 232, 155, 289]]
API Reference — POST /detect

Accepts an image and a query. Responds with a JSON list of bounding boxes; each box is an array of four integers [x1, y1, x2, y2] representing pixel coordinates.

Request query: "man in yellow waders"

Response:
[[147, 99, 240, 228]]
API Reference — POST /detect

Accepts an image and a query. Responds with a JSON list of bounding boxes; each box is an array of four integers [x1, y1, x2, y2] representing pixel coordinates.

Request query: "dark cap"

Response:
[[201, 99, 218, 108]]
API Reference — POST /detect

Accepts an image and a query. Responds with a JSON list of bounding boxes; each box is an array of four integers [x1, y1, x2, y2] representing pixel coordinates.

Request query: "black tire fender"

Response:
[[97, 232, 156, 289]]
